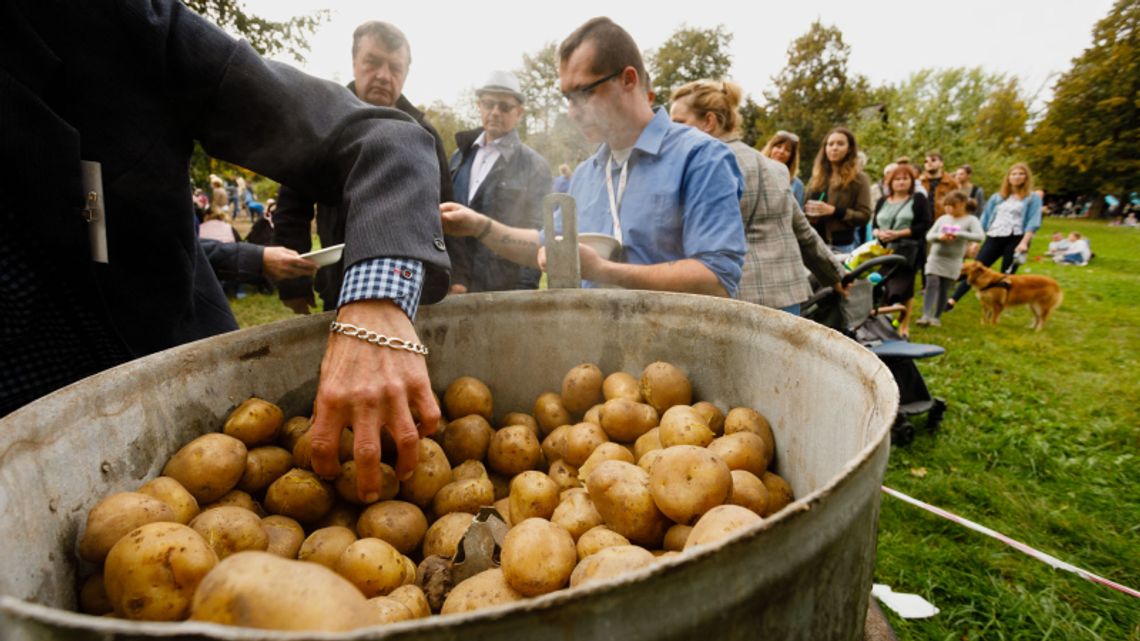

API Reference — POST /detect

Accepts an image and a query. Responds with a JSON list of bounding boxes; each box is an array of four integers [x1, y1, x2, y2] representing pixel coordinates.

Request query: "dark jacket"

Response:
[[806, 172, 873, 246], [449, 128, 551, 291], [274, 90, 459, 309], [0, 0, 448, 415]]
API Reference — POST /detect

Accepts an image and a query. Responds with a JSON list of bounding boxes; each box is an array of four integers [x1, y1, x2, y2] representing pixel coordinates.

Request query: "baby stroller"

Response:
[[800, 255, 947, 446]]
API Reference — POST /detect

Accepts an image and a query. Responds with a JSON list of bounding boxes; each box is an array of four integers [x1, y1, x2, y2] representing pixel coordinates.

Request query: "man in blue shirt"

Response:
[[441, 17, 745, 297]]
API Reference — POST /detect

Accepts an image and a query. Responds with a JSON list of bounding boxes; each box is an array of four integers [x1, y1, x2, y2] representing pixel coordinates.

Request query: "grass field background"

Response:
[[231, 218, 1140, 639]]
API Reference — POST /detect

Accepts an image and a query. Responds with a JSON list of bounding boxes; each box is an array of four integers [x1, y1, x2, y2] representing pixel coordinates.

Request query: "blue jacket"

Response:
[[980, 192, 1042, 234]]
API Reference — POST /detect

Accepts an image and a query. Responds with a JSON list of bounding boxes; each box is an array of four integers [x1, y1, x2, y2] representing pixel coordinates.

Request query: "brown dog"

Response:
[[960, 261, 1063, 329]]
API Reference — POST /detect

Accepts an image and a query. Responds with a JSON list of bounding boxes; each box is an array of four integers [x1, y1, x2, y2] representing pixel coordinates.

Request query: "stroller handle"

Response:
[[841, 254, 909, 286]]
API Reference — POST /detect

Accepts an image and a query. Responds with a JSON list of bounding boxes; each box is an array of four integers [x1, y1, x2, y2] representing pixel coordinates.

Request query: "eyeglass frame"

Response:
[[561, 69, 624, 107], [478, 97, 521, 113]]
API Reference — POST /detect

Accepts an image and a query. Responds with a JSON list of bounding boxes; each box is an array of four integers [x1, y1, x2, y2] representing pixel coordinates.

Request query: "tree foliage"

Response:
[[420, 100, 479, 161], [515, 42, 564, 137], [1028, 0, 1139, 197], [182, 0, 328, 62], [647, 24, 733, 107]]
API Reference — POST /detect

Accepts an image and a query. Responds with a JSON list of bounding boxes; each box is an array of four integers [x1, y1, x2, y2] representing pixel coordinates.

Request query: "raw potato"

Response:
[[279, 416, 311, 452], [223, 398, 284, 446], [201, 489, 260, 515], [440, 568, 523, 615], [637, 448, 666, 474], [585, 460, 668, 548], [162, 433, 248, 504], [551, 489, 604, 540], [639, 362, 692, 414], [137, 476, 200, 525], [562, 422, 609, 467], [191, 551, 375, 631], [318, 503, 361, 530], [724, 407, 775, 456], [727, 470, 770, 515], [633, 428, 663, 462], [561, 363, 604, 416], [541, 424, 571, 463], [761, 471, 795, 516], [494, 497, 513, 526], [658, 406, 715, 448], [357, 500, 429, 555], [663, 524, 693, 551], [576, 526, 630, 560], [489, 472, 512, 501], [442, 414, 494, 466], [707, 432, 771, 476], [598, 398, 659, 442], [335, 538, 410, 598], [648, 445, 732, 524], [422, 512, 474, 558], [261, 515, 305, 558], [500, 412, 539, 436], [577, 442, 635, 481], [443, 376, 493, 421], [432, 477, 495, 516], [336, 460, 399, 505], [367, 596, 414, 623], [388, 584, 431, 619], [509, 471, 560, 523], [78, 492, 176, 564], [264, 468, 335, 525], [451, 459, 489, 481], [238, 446, 294, 495], [291, 428, 353, 470], [692, 401, 726, 436], [602, 372, 642, 402], [487, 424, 543, 476], [398, 439, 453, 508], [105, 522, 218, 621], [533, 392, 572, 436], [547, 459, 582, 492], [500, 518, 577, 596], [294, 525, 355, 568], [189, 506, 269, 559], [569, 545, 656, 588], [78, 572, 112, 615], [684, 504, 762, 550], [582, 404, 603, 426]]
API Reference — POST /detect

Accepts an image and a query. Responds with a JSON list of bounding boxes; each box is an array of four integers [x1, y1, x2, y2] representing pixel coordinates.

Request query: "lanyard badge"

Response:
[[605, 153, 629, 245]]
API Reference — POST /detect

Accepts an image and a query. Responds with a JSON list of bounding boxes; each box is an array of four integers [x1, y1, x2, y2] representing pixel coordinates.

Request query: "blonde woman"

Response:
[[804, 127, 872, 253], [761, 131, 804, 207], [669, 80, 842, 314]]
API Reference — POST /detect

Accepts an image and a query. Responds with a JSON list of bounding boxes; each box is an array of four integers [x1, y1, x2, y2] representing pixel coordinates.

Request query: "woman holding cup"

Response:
[[804, 127, 873, 254]]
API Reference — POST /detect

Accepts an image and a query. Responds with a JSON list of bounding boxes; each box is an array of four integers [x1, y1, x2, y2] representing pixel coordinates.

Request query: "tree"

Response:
[[1028, 0, 1140, 198], [420, 101, 479, 160], [515, 42, 564, 137], [182, 0, 328, 62], [647, 25, 733, 107]]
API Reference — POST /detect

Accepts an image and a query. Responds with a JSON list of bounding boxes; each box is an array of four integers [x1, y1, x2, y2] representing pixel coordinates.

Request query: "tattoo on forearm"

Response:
[[499, 235, 537, 248]]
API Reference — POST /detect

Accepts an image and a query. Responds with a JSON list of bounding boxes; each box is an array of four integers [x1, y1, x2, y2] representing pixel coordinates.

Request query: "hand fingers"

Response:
[[309, 402, 348, 480], [350, 407, 384, 503], [410, 382, 441, 439], [536, 246, 547, 271], [386, 400, 421, 482]]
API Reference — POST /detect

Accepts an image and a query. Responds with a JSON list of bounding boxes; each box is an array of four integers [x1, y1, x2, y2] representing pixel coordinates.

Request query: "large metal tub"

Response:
[[0, 290, 896, 641]]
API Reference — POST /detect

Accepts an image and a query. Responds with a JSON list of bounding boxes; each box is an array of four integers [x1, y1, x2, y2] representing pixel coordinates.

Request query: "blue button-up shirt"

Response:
[[567, 108, 746, 297]]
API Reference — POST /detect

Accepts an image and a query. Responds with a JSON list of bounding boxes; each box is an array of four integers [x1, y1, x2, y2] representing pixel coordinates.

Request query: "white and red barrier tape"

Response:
[[881, 486, 1140, 599]]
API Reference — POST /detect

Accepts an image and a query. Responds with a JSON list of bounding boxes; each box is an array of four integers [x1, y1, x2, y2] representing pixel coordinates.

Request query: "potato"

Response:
[[724, 407, 774, 453], [191, 551, 374, 630], [576, 525, 630, 560], [547, 459, 582, 492], [318, 503, 361, 531], [162, 433, 247, 504], [577, 441, 635, 481], [279, 415, 311, 452], [501, 518, 577, 596], [78, 572, 112, 615], [335, 538, 410, 598], [103, 522, 217, 621], [335, 460, 399, 505], [692, 401, 726, 436], [761, 471, 795, 516], [585, 460, 668, 548], [442, 414, 494, 466], [292, 428, 353, 470], [499, 412, 539, 436], [78, 492, 176, 564], [237, 446, 294, 494], [487, 424, 542, 476], [602, 372, 642, 402], [633, 427, 663, 463], [440, 568, 523, 615], [223, 397, 284, 446], [354, 500, 429, 555], [533, 392, 572, 436], [647, 445, 732, 524], [569, 545, 656, 589], [489, 472, 512, 501], [398, 439, 453, 508], [562, 422, 609, 467], [189, 506, 269, 559], [684, 505, 762, 550], [707, 432, 771, 476], [637, 448, 666, 474], [551, 489, 604, 540], [201, 489, 260, 515], [443, 376, 493, 421], [432, 477, 495, 517], [264, 468, 335, 525], [658, 405, 715, 448], [561, 363, 604, 416], [541, 424, 571, 463], [261, 515, 304, 558], [494, 497, 513, 527], [598, 398, 659, 442], [388, 584, 431, 619], [367, 596, 414, 623], [137, 476, 199, 525], [663, 524, 693, 551], [639, 362, 692, 414], [509, 471, 560, 523], [422, 511, 473, 558], [294, 526, 351, 566], [451, 459, 489, 481], [728, 470, 770, 515]]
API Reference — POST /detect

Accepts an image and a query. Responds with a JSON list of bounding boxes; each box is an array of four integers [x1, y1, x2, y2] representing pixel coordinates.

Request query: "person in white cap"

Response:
[[442, 70, 552, 293]]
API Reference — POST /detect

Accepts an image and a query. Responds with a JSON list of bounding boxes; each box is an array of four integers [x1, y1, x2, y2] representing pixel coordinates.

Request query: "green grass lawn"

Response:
[[230, 218, 1140, 639]]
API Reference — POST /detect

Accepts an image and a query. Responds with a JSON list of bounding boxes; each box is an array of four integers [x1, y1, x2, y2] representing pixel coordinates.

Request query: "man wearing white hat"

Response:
[[443, 71, 551, 293]]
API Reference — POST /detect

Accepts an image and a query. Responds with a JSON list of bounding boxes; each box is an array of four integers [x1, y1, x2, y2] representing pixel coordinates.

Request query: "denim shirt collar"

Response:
[[591, 107, 670, 167]]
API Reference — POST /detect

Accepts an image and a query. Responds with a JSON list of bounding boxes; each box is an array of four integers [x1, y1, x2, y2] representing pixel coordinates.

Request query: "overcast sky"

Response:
[[244, 0, 1112, 114]]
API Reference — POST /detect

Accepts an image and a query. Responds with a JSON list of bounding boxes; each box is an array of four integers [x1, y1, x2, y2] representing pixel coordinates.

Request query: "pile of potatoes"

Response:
[[74, 361, 794, 631]]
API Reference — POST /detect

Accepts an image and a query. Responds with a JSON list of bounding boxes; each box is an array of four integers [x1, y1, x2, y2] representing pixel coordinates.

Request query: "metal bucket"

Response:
[[0, 290, 896, 641]]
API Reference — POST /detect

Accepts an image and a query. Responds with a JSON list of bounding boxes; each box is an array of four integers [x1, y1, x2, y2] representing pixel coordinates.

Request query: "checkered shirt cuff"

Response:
[[338, 258, 424, 320]]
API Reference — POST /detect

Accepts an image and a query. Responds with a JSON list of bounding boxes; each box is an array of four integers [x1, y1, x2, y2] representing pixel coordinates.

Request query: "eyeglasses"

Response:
[[561, 69, 623, 107], [479, 98, 519, 113]]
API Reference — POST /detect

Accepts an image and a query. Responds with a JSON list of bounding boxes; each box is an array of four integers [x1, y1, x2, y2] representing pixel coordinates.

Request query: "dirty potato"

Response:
[[78, 492, 176, 564], [236, 446, 294, 495], [422, 511, 474, 558], [663, 524, 692, 551], [500, 518, 577, 596], [440, 568, 524, 615], [443, 376, 493, 421], [355, 500, 429, 556], [499, 412, 539, 436], [223, 398, 284, 446], [602, 372, 642, 402], [707, 432, 771, 476], [547, 459, 581, 493], [760, 471, 795, 516], [585, 460, 668, 548], [647, 445, 732, 524], [577, 441, 635, 481], [398, 439, 453, 508], [278, 416, 311, 452], [486, 424, 543, 476], [691, 401, 726, 436], [551, 489, 604, 541], [569, 545, 656, 589], [639, 362, 692, 414], [541, 424, 571, 463], [137, 476, 199, 525], [724, 407, 775, 455], [658, 406, 715, 448], [432, 477, 495, 517], [162, 433, 248, 504], [727, 470, 770, 515], [78, 572, 112, 616], [598, 398, 659, 442], [335, 538, 411, 598], [442, 414, 494, 467], [633, 427, 663, 463], [562, 422, 609, 467], [561, 364, 604, 416], [509, 470, 560, 523], [575, 525, 631, 560], [261, 515, 304, 558], [189, 506, 269, 559], [451, 459, 489, 482], [533, 392, 572, 436], [335, 460, 399, 505], [200, 489, 260, 515], [104, 522, 218, 621], [388, 584, 431, 619], [264, 468, 335, 525], [297, 526, 358, 569], [684, 505, 762, 550]]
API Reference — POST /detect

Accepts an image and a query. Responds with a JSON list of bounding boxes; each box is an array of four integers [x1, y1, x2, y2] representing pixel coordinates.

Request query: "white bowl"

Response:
[[578, 233, 622, 261], [300, 243, 344, 267]]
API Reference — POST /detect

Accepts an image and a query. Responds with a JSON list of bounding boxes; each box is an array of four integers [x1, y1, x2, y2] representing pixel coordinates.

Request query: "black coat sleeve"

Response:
[[200, 239, 263, 284]]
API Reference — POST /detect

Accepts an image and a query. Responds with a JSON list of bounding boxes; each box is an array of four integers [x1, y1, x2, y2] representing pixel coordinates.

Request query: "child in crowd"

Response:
[[1045, 232, 1070, 258], [1055, 232, 1091, 265], [917, 191, 985, 326]]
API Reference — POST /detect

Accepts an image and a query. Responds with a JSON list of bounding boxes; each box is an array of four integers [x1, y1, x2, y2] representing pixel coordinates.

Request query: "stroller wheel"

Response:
[[927, 398, 948, 430], [891, 417, 916, 447]]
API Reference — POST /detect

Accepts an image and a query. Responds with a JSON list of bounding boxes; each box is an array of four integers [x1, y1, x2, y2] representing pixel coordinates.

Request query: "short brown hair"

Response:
[[925, 151, 943, 161], [352, 21, 410, 62], [559, 17, 648, 89], [883, 164, 917, 196], [942, 189, 970, 207]]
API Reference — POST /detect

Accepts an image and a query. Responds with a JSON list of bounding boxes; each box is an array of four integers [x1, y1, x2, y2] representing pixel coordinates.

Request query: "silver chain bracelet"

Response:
[[328, 321, 430, 356]]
